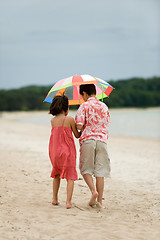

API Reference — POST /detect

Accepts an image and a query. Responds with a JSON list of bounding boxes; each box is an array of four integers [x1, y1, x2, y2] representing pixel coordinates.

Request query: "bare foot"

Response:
[[96, 202, 106, 209], [89, 191, 98, 207], [52, 200, 59, 206], [66, 202, 72, 209]]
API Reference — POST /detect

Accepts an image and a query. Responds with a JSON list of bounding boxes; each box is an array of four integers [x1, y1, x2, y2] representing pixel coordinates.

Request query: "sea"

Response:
[[20, 107, 160, 139], [109, 107, 160, 139]]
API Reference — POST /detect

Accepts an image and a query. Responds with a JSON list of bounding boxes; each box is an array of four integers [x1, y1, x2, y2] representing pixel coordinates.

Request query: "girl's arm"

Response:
[[70, 117, 81, 138], [51, 118, 54, 127]]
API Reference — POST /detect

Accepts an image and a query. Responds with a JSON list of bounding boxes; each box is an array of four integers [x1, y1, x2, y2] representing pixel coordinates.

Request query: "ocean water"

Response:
[[109, 108, 160, 139], [19, 108, 160, 139]]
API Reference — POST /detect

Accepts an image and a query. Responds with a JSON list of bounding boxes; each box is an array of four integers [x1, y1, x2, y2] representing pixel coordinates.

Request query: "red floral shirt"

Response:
[[75, 97, 110, 145]]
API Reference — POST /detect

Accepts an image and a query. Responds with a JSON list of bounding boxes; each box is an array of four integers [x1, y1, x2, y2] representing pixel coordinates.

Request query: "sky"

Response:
[[0, 0, 159, 89]]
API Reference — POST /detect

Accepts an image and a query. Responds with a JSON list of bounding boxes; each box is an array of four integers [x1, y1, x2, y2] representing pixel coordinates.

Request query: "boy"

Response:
[[75, 84, 110, 207]]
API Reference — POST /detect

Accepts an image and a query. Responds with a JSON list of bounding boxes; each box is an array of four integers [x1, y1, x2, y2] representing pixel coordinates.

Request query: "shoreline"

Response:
[[1, 109, 160, 140]]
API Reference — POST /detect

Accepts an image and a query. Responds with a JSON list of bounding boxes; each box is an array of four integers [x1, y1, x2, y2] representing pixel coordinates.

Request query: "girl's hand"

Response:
[[76, 124, 83, 131]]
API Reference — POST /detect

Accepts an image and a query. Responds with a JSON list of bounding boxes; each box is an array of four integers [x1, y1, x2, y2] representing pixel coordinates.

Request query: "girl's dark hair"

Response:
[[49, 95, 69, 116], [80, 84, 96, 96]]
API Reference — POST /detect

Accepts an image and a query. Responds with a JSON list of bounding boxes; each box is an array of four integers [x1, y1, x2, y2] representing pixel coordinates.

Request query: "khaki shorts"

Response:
[[79, 139, 111, 177]]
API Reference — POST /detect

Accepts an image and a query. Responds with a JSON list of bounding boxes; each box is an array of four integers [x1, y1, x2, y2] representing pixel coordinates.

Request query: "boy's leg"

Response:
[[83, 174, 98, 206], [52, 174, 60, 205], [66, 179, 74, 209], [95, 141, 110, 207], [80, 140, 98, 206], [96, 177, 104, 204]]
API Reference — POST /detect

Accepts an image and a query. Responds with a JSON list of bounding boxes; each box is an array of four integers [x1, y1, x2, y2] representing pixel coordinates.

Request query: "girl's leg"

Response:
[[83, 174, 98, 206], [96, 177, 104, 205], [52, 174, 60, 205], [66, 179, 74, 209]]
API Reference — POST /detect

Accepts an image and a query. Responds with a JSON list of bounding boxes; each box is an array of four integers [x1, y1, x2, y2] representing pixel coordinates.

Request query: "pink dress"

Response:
[[49, 117, 78, 180]]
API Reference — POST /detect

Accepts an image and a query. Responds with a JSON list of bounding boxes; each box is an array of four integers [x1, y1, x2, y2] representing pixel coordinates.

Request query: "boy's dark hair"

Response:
[[80, 84, 96, 96], [49, 95, 69, 116]]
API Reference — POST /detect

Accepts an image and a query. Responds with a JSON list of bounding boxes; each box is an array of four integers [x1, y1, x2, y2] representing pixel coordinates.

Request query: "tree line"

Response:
[[0, 77, 160, 111], [105, 77, 160, 108]]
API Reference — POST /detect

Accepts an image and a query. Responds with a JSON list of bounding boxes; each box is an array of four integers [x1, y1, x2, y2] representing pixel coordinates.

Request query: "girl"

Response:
[[49, 95, 80, 209]]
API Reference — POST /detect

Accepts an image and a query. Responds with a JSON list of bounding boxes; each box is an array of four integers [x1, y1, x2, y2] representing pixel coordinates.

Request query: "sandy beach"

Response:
[[0, 111, 160, 240]]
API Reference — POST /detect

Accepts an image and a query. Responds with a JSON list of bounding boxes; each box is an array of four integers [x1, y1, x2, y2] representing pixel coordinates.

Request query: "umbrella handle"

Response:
[[77, 85, 81, 105], [102, 86, 104, 102]]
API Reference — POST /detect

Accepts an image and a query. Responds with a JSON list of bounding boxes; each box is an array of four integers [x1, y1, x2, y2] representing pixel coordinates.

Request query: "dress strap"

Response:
[[62, 116, 66, 127]]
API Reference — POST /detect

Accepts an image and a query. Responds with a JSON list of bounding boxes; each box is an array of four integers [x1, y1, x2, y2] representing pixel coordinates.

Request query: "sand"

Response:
[[0, 111, 160, 240]]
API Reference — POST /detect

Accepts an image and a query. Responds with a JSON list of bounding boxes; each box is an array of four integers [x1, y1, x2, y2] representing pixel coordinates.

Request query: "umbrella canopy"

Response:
[[44, 74, 114, 105]]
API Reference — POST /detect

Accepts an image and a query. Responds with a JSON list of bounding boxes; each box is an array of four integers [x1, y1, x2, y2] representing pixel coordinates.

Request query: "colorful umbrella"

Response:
[[44, 74, 114, 105]]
